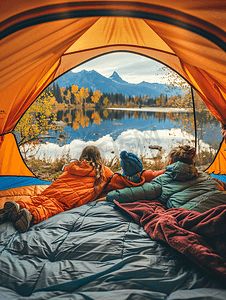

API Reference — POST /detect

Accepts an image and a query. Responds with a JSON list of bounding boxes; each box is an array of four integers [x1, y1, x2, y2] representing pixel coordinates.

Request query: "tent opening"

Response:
[[9, 52, 223, 181]]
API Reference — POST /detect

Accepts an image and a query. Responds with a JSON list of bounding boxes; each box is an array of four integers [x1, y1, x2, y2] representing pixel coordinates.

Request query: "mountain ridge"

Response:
[[55, 70, 181, 97]]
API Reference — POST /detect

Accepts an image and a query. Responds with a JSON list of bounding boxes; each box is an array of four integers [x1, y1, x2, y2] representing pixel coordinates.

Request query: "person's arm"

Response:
[[106, 182, 162, 203], [142, 169, 165, 182], [103, 165, 114, 179]]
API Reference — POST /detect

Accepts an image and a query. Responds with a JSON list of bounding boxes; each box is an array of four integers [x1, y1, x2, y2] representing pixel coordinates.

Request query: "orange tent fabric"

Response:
[[0, 0, 226, 176], [0, 133, 34, 177], [206, 140, 226, 175]]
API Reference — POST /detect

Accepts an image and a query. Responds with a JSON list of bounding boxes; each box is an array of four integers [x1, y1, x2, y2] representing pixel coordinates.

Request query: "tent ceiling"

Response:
[[0, 0, 226, 136], [65, 17, 174, 54]]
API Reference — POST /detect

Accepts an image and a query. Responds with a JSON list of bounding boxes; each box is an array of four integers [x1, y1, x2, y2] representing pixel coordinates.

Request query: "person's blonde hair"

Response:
[[79, 145, 103, 191], [168, 145, 196, 165]]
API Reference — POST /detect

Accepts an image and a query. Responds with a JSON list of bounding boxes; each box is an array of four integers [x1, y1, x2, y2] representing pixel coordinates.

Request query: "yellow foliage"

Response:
[[103, 109, 108, 118], [91, 111, 102, 125], [71, 85, 79, 94], [66, 90, 71, 102], [103, 97, 109, 106], [66, 112, 72, 123], [50, 96, 57, 105], [15, 91, 57, 152], [71, 85, 89, 105], [80, 115, 90, 128], [60, 87, 65, 97], [73, 121, 80, 130], [75, 111, 82, 122], [91, 90, 102, 103], [73, 111, 90, 129]]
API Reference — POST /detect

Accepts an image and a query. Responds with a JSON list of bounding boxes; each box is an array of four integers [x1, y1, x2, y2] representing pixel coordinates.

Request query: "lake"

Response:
[[52, 107, 222, 147], [28, 106, 222, 163]]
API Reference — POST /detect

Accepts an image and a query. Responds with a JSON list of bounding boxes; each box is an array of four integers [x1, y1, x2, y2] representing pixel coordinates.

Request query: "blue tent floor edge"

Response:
[[0, 176, 52, 192], [1, 174, 225, 193]]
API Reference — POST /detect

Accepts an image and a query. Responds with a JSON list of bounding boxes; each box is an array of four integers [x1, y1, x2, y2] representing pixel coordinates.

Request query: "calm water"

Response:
[[51, 107, 222, 147]]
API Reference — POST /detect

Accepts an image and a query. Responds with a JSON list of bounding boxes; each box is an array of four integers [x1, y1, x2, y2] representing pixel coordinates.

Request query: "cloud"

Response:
[[72, 52, 169, 84]]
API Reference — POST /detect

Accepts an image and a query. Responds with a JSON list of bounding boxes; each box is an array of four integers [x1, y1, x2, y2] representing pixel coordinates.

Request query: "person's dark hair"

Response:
[[168, 145, 196, 165], [79, 145, 103, 190]]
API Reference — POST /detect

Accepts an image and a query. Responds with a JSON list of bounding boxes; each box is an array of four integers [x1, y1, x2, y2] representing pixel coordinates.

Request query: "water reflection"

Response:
[[53, 107, 221, 147]]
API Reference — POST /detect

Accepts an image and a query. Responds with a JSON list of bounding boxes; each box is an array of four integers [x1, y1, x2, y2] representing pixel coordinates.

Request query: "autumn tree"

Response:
[[71, 85, 79, 102], [65, 89, 71, 105], [80, 87, 89, 107], [161, 66, 218, 159], [91, 90, 102, 103], [71, 85, 89, 107], [60, 87, 66, 103], [103, 97, 109, 106], [14, 91, 57, 158]]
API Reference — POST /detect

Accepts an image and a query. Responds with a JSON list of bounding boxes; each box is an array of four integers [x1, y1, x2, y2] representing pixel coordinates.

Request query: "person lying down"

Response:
[[106, 145, 226, 213], [0, 147, 165, 233], [0, 145, 113, 233]]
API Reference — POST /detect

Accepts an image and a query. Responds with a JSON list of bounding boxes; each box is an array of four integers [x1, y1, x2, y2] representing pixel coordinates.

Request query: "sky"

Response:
[[72, 52, 169, 84]]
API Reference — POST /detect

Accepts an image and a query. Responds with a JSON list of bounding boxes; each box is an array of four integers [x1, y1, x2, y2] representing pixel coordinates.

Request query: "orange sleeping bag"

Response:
[[16, 161, 113, 224]]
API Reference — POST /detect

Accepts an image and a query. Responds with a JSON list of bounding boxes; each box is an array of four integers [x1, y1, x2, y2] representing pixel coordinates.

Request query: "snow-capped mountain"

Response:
[[55, 70, 181, 97]]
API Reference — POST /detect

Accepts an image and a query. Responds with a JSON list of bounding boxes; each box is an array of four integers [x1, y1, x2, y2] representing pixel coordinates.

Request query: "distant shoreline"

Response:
[[107, 107, 192, 113]]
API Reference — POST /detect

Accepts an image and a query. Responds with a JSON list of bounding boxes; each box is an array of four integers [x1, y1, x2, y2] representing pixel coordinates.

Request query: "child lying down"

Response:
[[104, 145, 226, 213]]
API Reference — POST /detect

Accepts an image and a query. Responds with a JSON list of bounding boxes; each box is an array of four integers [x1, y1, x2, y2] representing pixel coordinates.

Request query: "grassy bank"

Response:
[[24, 149, 212, 181]]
